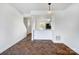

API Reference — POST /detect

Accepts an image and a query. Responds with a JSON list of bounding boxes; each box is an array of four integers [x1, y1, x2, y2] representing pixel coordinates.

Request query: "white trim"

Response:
[[64, 42, 79, 54]]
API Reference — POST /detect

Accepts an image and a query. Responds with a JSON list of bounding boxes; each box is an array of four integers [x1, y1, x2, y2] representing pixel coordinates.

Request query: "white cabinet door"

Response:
[[33, 30, 56, 40]]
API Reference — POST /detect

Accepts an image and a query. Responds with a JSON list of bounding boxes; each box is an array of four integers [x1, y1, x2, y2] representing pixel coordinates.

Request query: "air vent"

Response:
[[56, 35, 61, 41]]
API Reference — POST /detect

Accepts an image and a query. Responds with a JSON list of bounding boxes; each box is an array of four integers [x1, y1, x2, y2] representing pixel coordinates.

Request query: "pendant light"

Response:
[[48, 3, 52, 23], [48, 3, 52, 14]]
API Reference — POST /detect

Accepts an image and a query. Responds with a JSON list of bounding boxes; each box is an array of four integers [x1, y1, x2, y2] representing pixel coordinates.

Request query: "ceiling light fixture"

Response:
[[47, 3, 53, 23], [48, 3, 52, 14]]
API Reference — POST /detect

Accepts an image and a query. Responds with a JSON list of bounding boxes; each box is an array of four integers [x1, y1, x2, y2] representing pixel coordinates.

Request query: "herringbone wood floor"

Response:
[[1, 33, 78, 55]]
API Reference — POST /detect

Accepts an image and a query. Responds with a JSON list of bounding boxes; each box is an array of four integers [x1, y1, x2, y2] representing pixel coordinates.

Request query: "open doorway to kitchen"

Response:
[[24, 17, 32, 35]]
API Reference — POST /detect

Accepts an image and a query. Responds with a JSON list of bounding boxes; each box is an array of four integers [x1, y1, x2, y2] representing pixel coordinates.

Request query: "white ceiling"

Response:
[[9, 3, 72, 15]]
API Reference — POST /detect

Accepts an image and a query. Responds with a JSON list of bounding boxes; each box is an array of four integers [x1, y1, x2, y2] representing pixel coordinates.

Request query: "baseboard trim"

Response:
[[64, 42, 79, 54]]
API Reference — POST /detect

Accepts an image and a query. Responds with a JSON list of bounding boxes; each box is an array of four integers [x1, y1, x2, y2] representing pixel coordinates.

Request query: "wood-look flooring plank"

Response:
[[0, 34, 78, 55]]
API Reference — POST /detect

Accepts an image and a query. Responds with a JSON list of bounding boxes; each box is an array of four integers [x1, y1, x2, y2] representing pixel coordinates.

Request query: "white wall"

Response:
[[55, 4, 79, 53], [55, 10, 66, 42], [0, 4, 26, 53]]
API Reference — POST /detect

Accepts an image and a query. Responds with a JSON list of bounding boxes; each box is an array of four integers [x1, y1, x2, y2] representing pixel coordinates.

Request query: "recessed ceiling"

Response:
[[9, 3, 72, 15]]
